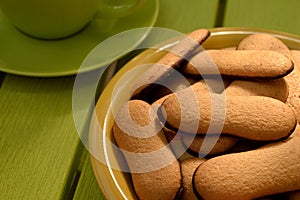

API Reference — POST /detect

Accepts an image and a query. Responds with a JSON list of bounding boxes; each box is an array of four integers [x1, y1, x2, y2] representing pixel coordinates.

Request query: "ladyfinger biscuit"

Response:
[[160, 89, 297, 141], [227, 139, 268, 154], [193, 136, 300, 200], [161, 127, 195, 162], [150, 76, 198, 103], [113, 100, 181, 200], [152, 78, 228, 125], [191, 78, 230, 94], [290, 123, 300, 138], [236, 32, 299, 122], [156, 77, 230, 102], [291, 50, 300, 72], [286, 50, 300, 123], [152, 95, 190, 160], [162, 122, 238, 157], [180, 158, 206, 200], [182, 50, 293, 79], [237, 33, 292, 59], [224, 78, 289, 102], [152, 77, 228, 127], [131, 29, 210, 99], [181, 134, 239, 156], [152, 94, 171, 107]]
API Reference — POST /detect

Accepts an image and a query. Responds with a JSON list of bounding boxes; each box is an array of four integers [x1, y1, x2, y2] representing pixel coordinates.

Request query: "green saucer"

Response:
[[0, 0, 159, 77]]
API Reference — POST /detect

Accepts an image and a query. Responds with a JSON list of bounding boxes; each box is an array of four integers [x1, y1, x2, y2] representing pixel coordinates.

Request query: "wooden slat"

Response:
[[0, 75, 84, 200], [73, 156, 106, 200], [72, 1, 220, 199], [224, 0, 300, 36], [153, 0, 219, 33]]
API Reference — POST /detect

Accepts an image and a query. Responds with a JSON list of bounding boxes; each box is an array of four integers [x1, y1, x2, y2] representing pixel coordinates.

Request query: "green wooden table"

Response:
[[1, 0, 300, 199]]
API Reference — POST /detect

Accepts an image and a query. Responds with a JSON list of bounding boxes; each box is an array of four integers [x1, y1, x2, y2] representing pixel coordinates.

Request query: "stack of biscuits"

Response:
[[112, 29, 300, 200]]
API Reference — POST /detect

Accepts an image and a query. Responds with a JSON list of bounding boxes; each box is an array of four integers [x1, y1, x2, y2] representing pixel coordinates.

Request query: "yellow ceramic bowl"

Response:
[[89, 27, 300, 200]]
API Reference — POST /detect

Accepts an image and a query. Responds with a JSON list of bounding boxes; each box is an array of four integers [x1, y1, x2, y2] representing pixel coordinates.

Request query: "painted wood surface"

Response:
[[0, 75, 84, 200], [224, 0, 300, 35], [2, 0, 300, 200]]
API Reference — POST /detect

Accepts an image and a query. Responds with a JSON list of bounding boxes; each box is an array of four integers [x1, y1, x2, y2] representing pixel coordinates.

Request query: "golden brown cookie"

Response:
[[150, 76, 198, 103], [193, 136, 300, 200], [236, 33, 292, 59], [224, 78, 289, 102], [181, 134, 239, 156], [152, 78, 229, 106], [191, 78, 230, 94], [227, 139, 268, 154], [290, 123, 300, 138], [235, 33, 299, 122], [113, 100, 181, 200], [160, 90, 296, 141], [180, 158, 206, 200], [131, 29, 210, 99], [286, 50, 300, 123], [182, 50, 293, 79]]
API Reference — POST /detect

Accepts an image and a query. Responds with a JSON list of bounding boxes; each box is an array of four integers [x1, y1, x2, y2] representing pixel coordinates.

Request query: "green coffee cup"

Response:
[[0, 0, 146, 39]]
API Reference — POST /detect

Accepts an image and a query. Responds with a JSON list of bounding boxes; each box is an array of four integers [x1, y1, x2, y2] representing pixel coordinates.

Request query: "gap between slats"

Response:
[[215, 0, 227, 27], [0, 72, 6, 89]]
